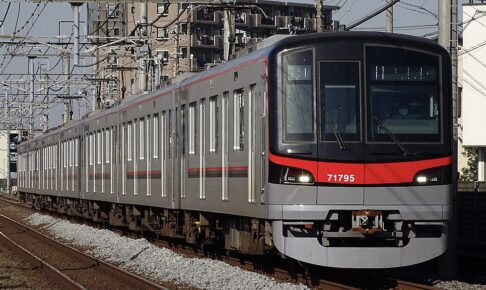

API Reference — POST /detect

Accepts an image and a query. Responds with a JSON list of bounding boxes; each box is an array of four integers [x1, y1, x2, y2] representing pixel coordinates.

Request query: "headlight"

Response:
[[283, 167, 315, 185], [413, 166, 451, 185]]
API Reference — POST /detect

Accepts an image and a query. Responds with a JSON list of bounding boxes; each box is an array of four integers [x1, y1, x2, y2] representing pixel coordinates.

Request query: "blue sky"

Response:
[[0, 0, 473, 128]]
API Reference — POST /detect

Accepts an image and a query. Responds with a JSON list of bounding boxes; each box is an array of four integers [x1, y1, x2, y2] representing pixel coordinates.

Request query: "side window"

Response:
[[209, 95, 218, 153], [127, 122, 132, 162], [140, 118, 145, 160], [153, 114, 159, 159], [168, 110, 172, 158], [189, 102, 196, 155], [105, 129, 110, 163], [233, 89, 244, 151]]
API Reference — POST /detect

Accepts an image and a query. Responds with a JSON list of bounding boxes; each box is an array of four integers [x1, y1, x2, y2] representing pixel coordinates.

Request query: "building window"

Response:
[[110, 27, 120, 37], [157, 50, 169, 65], [157, 28, 168, 39], [108, 3, 118, 18], [157, 2, 169, 15], [209, 96, 218, 153], [189, 102, 196, 155], [180, 47, 188, 59], [108, 53, 118, 66], [180, 23, 188, 34], [233, 89, 244, 151]]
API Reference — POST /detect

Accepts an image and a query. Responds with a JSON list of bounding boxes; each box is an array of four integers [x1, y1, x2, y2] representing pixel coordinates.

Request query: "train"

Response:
[[17, 31, 453, 269]]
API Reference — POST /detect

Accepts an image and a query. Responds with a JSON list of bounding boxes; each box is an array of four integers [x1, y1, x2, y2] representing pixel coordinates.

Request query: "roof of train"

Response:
[[20, 31, 446, 147]]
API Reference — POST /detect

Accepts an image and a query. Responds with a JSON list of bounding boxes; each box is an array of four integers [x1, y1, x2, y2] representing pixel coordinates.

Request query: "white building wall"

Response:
[[0, 131, 9, 180], [462, 4, 486, 147]]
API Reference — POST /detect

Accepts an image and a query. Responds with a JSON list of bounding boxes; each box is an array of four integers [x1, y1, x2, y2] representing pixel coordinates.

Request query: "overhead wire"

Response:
[[1, 2, 49, 74], [0, 3, 11, 29]]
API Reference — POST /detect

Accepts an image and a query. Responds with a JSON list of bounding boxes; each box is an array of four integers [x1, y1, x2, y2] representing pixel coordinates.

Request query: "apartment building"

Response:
[[87, 1, 336, 102]]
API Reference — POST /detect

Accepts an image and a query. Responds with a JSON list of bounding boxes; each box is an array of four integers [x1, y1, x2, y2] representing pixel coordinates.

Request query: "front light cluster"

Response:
[[413, 166, 451, 185], [283, 167, 315, 185]]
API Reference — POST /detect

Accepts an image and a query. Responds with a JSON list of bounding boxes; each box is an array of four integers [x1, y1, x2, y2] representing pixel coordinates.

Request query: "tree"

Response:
[[460, 147, 478, 182]]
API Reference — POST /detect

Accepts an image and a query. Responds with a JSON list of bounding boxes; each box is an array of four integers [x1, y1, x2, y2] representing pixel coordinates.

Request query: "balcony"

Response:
[[190, 11, 221, 24], [190, 35, 222, 49], [276, 16, 316, 32], [275, 16, 289, 28], [248, 14, 275, 28], [234, 13, 248, 27]]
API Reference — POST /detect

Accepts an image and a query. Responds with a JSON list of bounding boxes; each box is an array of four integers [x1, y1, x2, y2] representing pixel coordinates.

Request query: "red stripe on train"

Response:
[[269, 152, 452, 185], [187, 166, 248, 174]]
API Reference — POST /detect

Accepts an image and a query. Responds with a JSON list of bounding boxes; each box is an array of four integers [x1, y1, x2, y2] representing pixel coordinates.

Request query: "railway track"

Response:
[[0, 195, 439, 290], [0, 212, 170, 290]]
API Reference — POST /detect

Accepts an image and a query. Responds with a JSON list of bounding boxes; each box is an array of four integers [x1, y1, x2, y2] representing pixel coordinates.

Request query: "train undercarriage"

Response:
[[20, 192, 274, 256]]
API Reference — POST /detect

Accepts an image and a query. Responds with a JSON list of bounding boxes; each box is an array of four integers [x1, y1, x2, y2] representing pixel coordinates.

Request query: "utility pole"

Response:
[[386, 0, 393, 32], [316, 0, 324, 32], [93, 42, 100, 111], [4, 89, 10, 194], [438, 0, 458, 278], [223, 9, 235, 61], [71, 2, 83, 65], [63, 52, 71, 123], [173, 4, 180, 77], [140, 0, 148, 93], [42, 78, 49, 132], [28, 56, 36, 135]]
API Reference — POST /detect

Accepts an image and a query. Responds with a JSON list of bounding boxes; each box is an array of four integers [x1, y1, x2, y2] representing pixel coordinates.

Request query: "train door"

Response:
[[180, 105, 186, 200], [161, 111, 167, 201], [169, 108, 176, 208], [248, 84, 258, 204], [317, 60, 364, 203], [221, 93, 228, 200]]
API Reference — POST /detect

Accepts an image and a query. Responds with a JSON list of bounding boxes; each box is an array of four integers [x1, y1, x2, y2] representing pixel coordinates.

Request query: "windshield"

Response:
[[282, 49, 314, 142], [320, 61, 360, 142], [367, 46, 441, 143]]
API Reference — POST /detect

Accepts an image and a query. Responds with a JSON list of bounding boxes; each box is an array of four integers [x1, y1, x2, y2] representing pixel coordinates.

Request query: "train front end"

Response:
[[267, 32, 452, 268]]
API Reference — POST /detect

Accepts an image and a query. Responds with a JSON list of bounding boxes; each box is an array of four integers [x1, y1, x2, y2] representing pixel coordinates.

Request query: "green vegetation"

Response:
[[460, 147, 478, 182]]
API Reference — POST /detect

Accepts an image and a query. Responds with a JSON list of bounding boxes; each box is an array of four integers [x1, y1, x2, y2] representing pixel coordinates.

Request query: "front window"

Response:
[[320, 61, 360, 141], [367, 46, 440, 142], [282, 49, 314, 142]]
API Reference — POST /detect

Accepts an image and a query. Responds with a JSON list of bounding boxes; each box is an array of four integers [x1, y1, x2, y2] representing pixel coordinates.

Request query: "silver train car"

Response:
[[17, 32, 453, 268]]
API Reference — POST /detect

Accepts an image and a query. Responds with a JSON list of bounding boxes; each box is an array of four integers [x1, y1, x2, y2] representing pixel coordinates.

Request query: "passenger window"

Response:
[[105, 129, 110, 164], [189, 102, 196, 155], [140, 118, 145, 160], [233, 89, 244, 151], [153, 114, 159, 159], [168, 110, 172, 158], [127, 122, 132, 162], [97, 131, 102, 164], [209, 96, 218, 153]]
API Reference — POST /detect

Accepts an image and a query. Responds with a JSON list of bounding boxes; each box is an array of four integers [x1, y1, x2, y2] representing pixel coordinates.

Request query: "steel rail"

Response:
[[0, 197, 439, 290], [0, 213, 170, 290], [0, 231, 86, 290], [394, 279, 439, 290]]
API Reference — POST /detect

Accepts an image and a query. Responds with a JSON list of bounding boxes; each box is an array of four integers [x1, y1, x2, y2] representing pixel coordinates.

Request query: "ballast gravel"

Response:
[[25, 213, 308, 290]]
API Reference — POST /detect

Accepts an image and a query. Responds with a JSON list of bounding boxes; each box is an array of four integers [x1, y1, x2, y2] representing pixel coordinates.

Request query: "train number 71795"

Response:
[[327, 174, 355, 183]]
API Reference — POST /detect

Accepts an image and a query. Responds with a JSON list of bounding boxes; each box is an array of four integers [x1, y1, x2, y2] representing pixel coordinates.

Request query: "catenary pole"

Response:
[[386, 0, 393, 32]]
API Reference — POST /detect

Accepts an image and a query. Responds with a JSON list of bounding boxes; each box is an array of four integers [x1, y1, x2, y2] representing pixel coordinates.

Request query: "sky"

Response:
[[0, 0, 475, 129]]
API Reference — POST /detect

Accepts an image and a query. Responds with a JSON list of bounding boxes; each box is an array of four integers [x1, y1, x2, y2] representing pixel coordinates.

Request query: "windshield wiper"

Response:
[[323, 106, 346, 150], [372, 116, 410, 157]]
